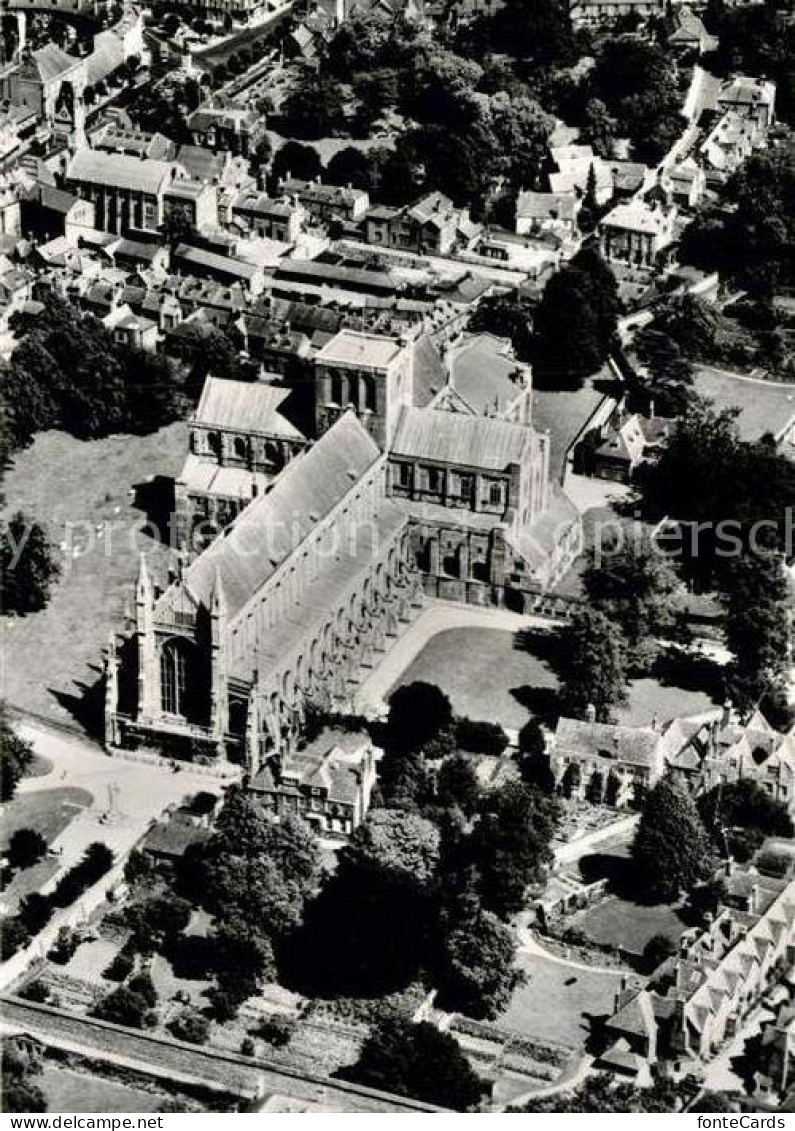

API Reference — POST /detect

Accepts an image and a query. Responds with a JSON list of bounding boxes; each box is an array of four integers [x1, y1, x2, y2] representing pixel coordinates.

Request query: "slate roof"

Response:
[[448, 333, 526, 416], [554, 717, 662, 768], [315, 328, 402, 369], [172, 411, 380, 618], [33, 44, 81, 83], [66, 148, 173, 195], [391, 405, 534, 471], [193, 376, 304, 440]]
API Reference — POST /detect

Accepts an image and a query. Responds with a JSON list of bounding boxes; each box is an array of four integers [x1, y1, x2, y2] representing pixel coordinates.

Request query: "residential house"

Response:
[[364, 192, 480, 256], [278, 177, 370, 225], [248, 728, 380, 838], [515, 190, 579, 239], [231, 191, 306, 242], [599, 199, 677, 268]]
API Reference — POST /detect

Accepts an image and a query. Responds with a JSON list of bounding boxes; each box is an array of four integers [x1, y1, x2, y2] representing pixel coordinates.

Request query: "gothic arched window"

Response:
[[233, 436, 248, 461], [161, 637, 191, 717]]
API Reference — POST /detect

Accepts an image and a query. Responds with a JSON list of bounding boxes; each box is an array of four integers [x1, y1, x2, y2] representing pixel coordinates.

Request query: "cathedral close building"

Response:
[[105, 329, 583, 769]]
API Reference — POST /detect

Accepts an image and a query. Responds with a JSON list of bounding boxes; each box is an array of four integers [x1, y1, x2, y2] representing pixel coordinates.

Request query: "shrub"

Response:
[[256, 1015, 296, 1048], [94, 984, 156, 1029], [169, 1010, 209, 1045], [18, 979, 49, 1003], [103, 950, 135, 982], [241, 1037, 255, 1057], [455, 718, 509, 756], [18, 893, 53, 934], [48, 926, 80, 965], [7, 828, 48, 870]]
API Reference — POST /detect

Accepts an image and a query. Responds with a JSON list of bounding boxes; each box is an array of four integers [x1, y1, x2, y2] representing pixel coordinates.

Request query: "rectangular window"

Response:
[[427, 467, 442, 493], [398, 463, 411, 487]]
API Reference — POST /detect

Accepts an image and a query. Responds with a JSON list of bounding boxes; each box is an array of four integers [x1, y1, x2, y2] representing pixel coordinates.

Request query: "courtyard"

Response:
[[360, 606, 719, 734], [1, 422, 187, 727]]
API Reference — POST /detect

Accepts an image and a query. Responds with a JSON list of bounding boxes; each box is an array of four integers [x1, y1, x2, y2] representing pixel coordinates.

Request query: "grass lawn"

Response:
[[391, 627, 558, 731], [0, 787, 93, 848], [619, 677, 716, 728], [40, 1067, 162, 1113], [577, 895, 688, 957], [499, 951, 622, 1048], [1, 423, 187, 726]]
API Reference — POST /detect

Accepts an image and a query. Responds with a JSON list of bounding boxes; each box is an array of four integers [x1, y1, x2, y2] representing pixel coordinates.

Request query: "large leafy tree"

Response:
[[436, 899, 522, 1018], [722, 552, 791, 719], [632, 776, 714, 901], [582, 539, 684, 672], [4, 295, 186, 449], [469, 295, 534, 362], [338, 1016, 482, 1111], [558, 608, 629, 723], [533, 250, 620, 389], [467, 782, 560, 917], [386, 681, 454, 755]]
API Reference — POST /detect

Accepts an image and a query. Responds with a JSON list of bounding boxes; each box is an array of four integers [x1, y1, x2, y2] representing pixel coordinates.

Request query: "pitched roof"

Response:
[[554, 717, 662, 768], [448, 333, 527, 416], [193, 376, 304, 440], [32, 44, 81, 82], [171, 411, 380, 618], [66, 147, 173, 195], [391, 405, 534, 472]]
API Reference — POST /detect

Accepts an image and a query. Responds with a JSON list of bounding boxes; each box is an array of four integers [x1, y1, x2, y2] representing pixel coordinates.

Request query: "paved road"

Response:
[[11, 717, 236, 888], [0, 996, 444, 1113]]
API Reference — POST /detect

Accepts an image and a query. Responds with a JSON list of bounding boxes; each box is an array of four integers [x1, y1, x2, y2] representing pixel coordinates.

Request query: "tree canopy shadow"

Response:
[[651, 647, 725, 702], [509, 685, 562, 726]]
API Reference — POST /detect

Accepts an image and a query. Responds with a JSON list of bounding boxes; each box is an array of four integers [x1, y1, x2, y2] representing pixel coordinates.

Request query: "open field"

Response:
[[499, 951, 622, 1049], [1, 424, 187, 726]]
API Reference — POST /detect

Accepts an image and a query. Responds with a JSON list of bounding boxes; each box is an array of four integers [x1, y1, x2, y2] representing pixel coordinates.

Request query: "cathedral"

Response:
[[105, 329, 582, 769]]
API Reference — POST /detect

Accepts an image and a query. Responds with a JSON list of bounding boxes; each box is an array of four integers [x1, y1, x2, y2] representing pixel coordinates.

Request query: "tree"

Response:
[[485, 0, 576, 71], [7, 828, 48, 870], [699, 779, 793, 846], [723, 552, 790, 717], [344, 808, 441, 884], [280, 76, 347, 140], [2, 1044, 47, 1113], [437, 900, 522, 1018], [94, 984, 156, 1028], [338, 1016, 482, 1111], [533, 251, 620, 389], [437, 755, 481, 818], [468, 295, 534, 362], [169, 1009, 209, 1045], [641, 932, 676, 972], [632, 776, 713, 901], [386, 682, 453, 755], [468, 782, 560, 918], [582, 538, 684, 671], [1, 513, 61, 615], [325, 146, 374, 191], [0, 708, 34, 800], [581, 98, 616, 159], [558, 608, 629, 722], [294, 810, 441, 995], [269, 140, 323, 188]]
